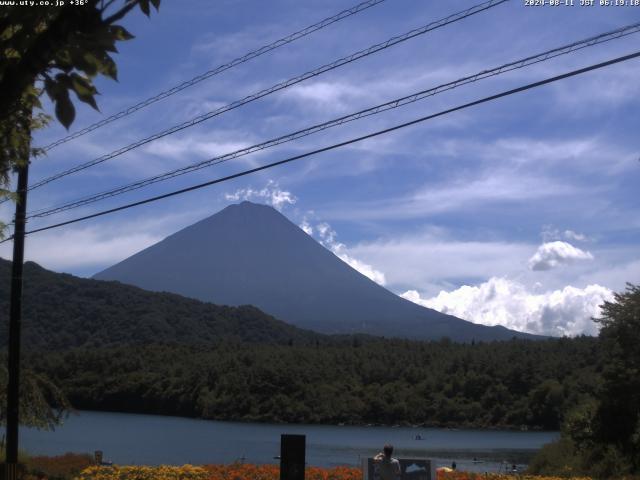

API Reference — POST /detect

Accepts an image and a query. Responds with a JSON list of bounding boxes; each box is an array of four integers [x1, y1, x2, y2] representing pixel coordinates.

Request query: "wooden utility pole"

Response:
[[5, 162, 29, 480]]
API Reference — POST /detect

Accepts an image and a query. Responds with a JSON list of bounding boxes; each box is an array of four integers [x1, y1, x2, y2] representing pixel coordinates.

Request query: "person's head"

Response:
[[383, 445, 394, 457]]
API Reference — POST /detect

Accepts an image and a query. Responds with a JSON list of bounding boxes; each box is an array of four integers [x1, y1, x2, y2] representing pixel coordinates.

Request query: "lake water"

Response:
[[22, 411, 558, 473]]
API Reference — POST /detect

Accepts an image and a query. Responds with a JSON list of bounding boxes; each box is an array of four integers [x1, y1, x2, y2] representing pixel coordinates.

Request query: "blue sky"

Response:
[[2, 0, 639, 336]]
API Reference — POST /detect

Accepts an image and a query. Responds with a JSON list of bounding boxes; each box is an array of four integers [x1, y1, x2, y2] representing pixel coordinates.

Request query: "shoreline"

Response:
[[63, 408, 558, 434]]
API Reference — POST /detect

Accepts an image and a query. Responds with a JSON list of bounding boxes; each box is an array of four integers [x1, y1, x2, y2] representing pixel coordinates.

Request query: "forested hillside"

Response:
[[29, 336, 602, 430], [0, 259, 322, 349]]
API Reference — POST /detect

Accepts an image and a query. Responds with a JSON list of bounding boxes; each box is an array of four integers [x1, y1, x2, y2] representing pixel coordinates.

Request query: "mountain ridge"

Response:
[[94, 201, 539, 341], [0, 258, 322, 349]]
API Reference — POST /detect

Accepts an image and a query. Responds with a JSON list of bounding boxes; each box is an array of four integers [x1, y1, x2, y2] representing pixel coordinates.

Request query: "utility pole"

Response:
[[5, 161, 29, 480]]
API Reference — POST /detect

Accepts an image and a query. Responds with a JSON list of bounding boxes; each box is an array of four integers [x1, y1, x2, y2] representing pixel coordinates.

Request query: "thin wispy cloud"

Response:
[[313, 221, 387, 286]]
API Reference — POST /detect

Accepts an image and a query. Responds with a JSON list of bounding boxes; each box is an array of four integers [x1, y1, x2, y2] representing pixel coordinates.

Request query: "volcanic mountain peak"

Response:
[[94, 201, 538, 341]]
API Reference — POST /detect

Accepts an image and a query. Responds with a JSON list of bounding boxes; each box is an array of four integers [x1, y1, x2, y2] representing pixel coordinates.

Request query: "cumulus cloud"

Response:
[[314, 222, 387, 286], [402, 278, 613, 336], [224, 181, 296, 210], [528, 241, 593, 271]]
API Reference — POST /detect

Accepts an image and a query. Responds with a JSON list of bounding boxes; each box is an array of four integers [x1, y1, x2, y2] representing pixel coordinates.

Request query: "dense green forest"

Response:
[[0, 258, 607, 431], [28, 336, 602, 430]]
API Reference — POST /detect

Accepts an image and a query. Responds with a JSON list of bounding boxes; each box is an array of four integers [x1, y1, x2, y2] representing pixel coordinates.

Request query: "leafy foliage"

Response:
[[528, 284, 640, 477], [0, 357, 71, 430], [0, 0, 160, 197], [590, 284, 640, 474], [526, 437, 583, 477]]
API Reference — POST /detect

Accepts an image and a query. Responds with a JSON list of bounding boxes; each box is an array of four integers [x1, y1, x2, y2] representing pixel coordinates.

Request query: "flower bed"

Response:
[[70, 463, 626, 480], [74, 465, 209, 480]]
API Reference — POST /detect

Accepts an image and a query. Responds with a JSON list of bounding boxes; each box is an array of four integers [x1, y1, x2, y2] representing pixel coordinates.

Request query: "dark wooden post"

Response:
[[5, 162, 29, 480], [280, 434, 305, 480]]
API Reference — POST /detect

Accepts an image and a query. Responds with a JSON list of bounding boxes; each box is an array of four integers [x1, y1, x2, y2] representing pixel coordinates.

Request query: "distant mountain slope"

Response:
[[94, 201, 538, 341], [0, 259, 321, 350]]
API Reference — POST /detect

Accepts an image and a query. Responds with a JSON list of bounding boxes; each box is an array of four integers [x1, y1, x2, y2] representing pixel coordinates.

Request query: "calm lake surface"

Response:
[[22, 411, 558, 472]]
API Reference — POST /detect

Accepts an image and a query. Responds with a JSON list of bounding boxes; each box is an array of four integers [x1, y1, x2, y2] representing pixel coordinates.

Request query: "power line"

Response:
[[6, 49, 637, 242], [38, 0, 389, 152], [25, 21, 640, 219], [25, 0, 508, 192]]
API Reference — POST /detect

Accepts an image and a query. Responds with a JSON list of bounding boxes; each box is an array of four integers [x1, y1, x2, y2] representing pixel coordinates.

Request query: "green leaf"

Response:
[[43, 76, 60, 102], [71, 50, 99, 77], [69, 73, 95, 96], [54, 91, 75, 129], [70, 73, 99, 111], [92, 26, 119, 52], [53, 48, 73, 71], [110, 25, 135, 41], [139, 0, 151, 16], [54, 72, 72, 88], [99, 52, 118, 81], [150, 0, 160, 10], [43, 77, 54, 100]]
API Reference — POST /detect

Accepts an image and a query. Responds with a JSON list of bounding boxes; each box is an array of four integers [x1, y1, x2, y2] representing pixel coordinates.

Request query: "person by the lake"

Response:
[[373, 444, 401, 480]]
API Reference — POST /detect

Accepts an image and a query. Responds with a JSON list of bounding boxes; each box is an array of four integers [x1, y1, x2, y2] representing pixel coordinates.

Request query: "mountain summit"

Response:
[[94, 201, 535, 341]]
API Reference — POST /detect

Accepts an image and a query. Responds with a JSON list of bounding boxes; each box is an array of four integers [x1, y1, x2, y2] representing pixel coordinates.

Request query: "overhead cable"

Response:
[[26, 21, 640, 219], [4, 49, 637, 242], [39, 0, 389, 152], [25, 0, 508, 192]]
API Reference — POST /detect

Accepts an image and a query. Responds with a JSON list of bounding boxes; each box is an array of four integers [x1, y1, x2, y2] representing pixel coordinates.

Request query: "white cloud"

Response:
[[192, 25, 279, 61], [144, 136, 250, 160], [299, 219, 313, 235], [0, 209, 215, 275], [224, 181, 296, 210], [324, 169, 585, 222], [528, 241, 593, 271], [541, 226, 589, 243], [564, 230, 587, 242], [2, 228, 163, 274], [551, 63, 640, 114], [402, 278, 613, 337], [314, 221, 386, 286], [336, 252, 387, 286], [348, 231, 533, 292], [285, 81, 366, 111], [478, 136, 638, 175]]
